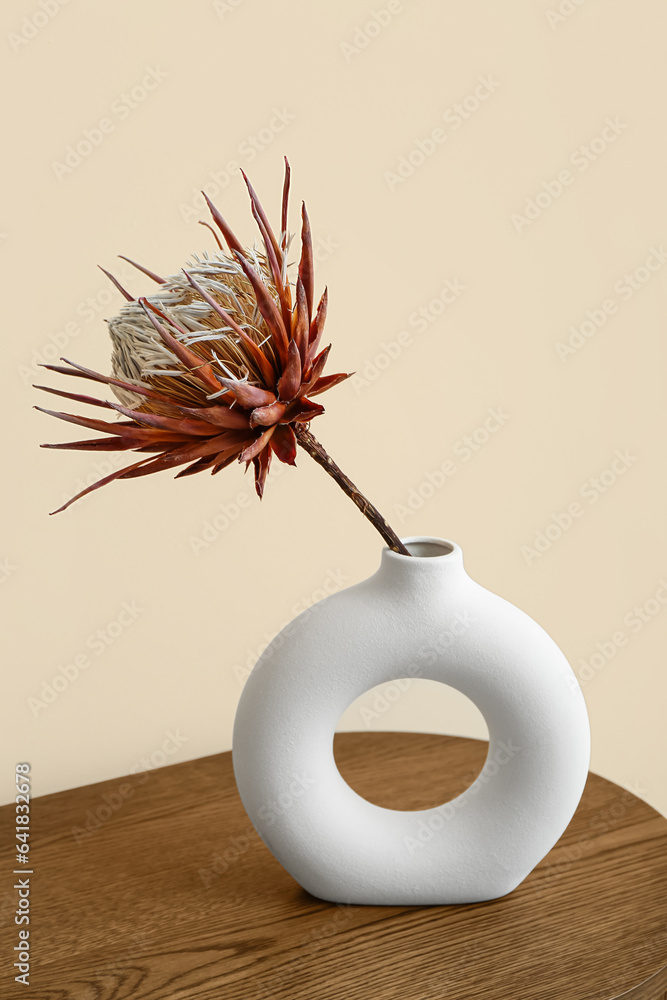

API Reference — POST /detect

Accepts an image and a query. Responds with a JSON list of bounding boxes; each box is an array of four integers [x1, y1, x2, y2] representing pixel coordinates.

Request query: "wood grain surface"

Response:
[[1, 732, 666, 1000]]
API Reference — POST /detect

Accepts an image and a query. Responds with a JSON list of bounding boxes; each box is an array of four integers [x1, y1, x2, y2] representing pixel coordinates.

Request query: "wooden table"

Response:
[[2, 733, 666, 999]]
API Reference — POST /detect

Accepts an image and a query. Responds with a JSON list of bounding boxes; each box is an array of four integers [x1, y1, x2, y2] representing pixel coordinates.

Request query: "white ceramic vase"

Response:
[[232, 536, 591, 905]]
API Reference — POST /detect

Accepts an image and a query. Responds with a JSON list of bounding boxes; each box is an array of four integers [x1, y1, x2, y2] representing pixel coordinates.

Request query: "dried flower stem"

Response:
[[294, 424, 411, 555]]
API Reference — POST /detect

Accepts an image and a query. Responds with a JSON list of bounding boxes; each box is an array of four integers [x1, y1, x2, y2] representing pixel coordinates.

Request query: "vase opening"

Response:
[[399, 538, 455, 558]]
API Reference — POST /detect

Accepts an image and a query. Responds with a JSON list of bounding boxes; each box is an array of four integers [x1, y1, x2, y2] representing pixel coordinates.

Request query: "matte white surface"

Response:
[[232, 537, 591, 905]]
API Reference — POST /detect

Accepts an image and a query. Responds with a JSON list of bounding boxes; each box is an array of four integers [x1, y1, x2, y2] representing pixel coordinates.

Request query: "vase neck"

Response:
[[377, 536, 466, 587]]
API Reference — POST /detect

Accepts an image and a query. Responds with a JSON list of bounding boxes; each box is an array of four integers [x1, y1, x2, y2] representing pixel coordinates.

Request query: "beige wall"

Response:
[[2, 0, 666, 815]]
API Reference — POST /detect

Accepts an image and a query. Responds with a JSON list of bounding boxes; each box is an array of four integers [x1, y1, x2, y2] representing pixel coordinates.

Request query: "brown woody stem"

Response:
[[294, 424, 411, 555]]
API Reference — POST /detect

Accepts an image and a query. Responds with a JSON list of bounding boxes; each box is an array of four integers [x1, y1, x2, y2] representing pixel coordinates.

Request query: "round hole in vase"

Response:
[[334, 680, 489, 810], [232, 536, 591, 905]]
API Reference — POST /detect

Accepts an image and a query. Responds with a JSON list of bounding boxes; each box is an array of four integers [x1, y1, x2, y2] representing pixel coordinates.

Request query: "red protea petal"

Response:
[[48, 455, 160, 514], [307, 286, 328, 356], [239, 425, 276, 462], [140, 300, 222, 395], [107, 402, 220, 436], [41, 429, 194, 451], [202, 192, 245, 257], [167, 429, 251, 462], [117, 454, 191, 479], [292, 277, 309, 366], [41, 438, 132, 451], [241, 169, 281, 262], [216, 378, 276, 409], [40, 360, 186, 408], [33, 385, 117, 410], [117, 436, 247, 479], [36, 406, 202, 448], [212, 451, 239, 474], [117, 256, 165, 284], [135, 442, 195, 452], [141, 300, 196, 341], [249, 400, 287, 428], [98, 266, 134, 302], [233, 252, 289, 364], [34, 374, 250, 444], [306, 372, 353, 396], [248, 202, 292, 336], [270, 424, 297, 466], [176, 404, 250, 430], [253, 445, 272, 497], [300, 344, 331, 393], [35, 406, 135, 437], [41, 433, 193, 451], [182, 270, 277, 388], [241, 166, 293, 330], [177, 438, 248, 477], [281, 398, 325, 423], [298, 202, 314, 322], [280, 157, 291, 252], [277, 340, 301, 402], [198, 220, 223, 249], [119, 432, 252, 480], [175, 455, 221, 477]]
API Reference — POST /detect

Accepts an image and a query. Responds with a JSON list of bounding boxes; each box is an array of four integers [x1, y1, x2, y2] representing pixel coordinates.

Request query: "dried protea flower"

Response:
[[36, 161, 409, 554]]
